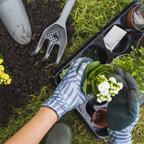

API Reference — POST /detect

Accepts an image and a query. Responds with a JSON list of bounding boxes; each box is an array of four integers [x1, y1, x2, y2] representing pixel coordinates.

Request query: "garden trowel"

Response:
[[0, 0, 32, 45]]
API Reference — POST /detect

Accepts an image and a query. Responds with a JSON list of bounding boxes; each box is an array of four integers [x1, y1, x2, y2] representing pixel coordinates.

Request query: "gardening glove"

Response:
[[108, 114, 139, 144], [42, 57, 93, 119], [107, 67, 140, 131]]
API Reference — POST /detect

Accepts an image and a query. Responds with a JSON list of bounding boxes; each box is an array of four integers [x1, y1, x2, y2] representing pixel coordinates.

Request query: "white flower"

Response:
[[114, 90, 119, 95], [100, 89, 109, 96], [96, 94, 101, 97], [118, 82, 123, 90], [97, 98, 102, 103], [98, 81, 110, 92], [109, 77, 117, 83], [96, 75, 123, 103], [107, 97, 112, 102], [109, 89, 114, 93]]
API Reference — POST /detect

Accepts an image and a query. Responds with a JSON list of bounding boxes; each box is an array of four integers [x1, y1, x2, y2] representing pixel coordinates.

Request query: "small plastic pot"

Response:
[[111, 34, 131, 55], [0, 0, 32, 45], [134, 35, 144, 58], [104, 25, 131, 55], [136, 35, 144, 48], [81, 44, 109, 63], [91, 109, 107, 129], [127, 4, 144, 32]]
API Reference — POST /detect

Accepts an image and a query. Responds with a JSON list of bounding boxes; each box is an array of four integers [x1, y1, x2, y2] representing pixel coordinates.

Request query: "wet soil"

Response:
[[0, 0, 74, 126]]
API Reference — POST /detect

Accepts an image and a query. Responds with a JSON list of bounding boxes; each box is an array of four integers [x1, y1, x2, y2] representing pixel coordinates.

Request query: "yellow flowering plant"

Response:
[[0, 57, 12, 85]]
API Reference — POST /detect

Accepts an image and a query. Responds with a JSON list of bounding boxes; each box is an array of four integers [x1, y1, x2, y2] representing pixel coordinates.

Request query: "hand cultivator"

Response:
[[31, 0, 76, 64]]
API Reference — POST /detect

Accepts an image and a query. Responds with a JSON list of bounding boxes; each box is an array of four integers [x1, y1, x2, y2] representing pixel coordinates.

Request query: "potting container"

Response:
[[136, 35, 144, 48], [127, 3, 144, 32], [91, 109, 107, 129], [80, 97, 108, 139], [49, 1, 144, 140]]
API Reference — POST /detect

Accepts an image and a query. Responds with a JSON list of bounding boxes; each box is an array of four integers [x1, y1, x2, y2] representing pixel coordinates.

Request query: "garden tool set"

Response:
[[31, 0, 76, 64], [0, 0, 75, 64]]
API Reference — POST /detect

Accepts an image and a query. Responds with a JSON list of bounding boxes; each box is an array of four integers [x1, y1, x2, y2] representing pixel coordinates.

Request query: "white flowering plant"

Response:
[[82, 61, 123, 103], [95, 75, 123, 103]]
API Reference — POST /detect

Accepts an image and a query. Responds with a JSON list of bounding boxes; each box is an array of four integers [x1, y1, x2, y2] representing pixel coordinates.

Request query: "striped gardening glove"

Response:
[[42, 57, 93, 119]]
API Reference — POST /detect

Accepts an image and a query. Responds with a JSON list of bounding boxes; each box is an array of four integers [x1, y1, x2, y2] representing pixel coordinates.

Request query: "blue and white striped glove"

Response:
[[42, 57, 93, 119], [108, 112, 139, 144]]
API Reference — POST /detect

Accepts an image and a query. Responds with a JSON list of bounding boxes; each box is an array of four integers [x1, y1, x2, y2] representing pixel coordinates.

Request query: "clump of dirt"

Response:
[[0, 0, 74, 126]]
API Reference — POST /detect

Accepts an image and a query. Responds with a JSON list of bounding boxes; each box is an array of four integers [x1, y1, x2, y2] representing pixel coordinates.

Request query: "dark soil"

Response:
[[92, 109, 107, 128], [0, 0, 74, 126]]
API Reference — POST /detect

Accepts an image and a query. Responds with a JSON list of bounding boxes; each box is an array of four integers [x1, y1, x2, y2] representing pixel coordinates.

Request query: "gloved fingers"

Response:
[[67, 57, 92, 74], [77, 62, 91, 80], [115, 67, 124, 78], [124, 73, 138, 91], [74, 57, 93, 80], [128, 89, 139, 102], [113, 74, 123, 82], [76, 57, 93, 73], [127, 89, 139, 120]]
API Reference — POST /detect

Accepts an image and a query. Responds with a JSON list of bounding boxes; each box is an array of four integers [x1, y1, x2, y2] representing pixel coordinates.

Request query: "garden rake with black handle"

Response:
[[31, 0, 76, 64]]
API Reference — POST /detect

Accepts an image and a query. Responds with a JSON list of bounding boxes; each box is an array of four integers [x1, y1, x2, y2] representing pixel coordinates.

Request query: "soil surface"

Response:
[[0, 0, 74, 126]]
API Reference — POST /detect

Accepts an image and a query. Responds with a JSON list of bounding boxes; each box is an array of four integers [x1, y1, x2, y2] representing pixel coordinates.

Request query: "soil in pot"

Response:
[[91, 109, 107, 129], [127, 4, 144, 31], [0, 0, 74, 127]]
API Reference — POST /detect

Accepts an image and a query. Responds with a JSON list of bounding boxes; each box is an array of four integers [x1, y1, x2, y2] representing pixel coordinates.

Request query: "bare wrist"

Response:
[[40, 107, 58, 121]]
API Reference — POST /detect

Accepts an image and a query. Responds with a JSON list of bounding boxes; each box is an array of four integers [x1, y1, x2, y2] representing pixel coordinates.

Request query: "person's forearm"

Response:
[[5, 107, 57, 144]]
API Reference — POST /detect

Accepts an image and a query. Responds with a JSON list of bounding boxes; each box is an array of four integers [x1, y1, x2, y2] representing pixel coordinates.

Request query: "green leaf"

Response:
[[91, 79, 95, 95], [82, 79, 88, 95], [88, 64, 112, 80], [84, 61, 100, 77]]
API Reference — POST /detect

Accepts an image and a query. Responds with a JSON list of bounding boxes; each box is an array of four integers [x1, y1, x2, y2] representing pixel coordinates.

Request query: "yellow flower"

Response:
[[0, 79, 4, 82], [0, 65, 4, 71], [0, 58, 3, 64], [2, 73, 9, 80], [6, 79, 12, 85], [0, 59, 3, 64]]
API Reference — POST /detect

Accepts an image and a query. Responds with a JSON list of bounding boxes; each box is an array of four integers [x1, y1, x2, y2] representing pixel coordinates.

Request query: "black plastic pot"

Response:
[[77, 97, 108, 139], [103, 27, 132, 55], [126, 3, 144, 32]]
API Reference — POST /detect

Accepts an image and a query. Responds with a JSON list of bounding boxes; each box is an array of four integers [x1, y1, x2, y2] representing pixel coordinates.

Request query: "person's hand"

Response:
[[107, 68, 140, 144], [108, 114, 139, 144], [107, 67, 140, 131], [42, 57, 93, 119]]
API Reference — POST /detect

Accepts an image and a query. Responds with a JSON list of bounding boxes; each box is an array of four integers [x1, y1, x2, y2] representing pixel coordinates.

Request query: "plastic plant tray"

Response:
[[50, 1, 144, 139]]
